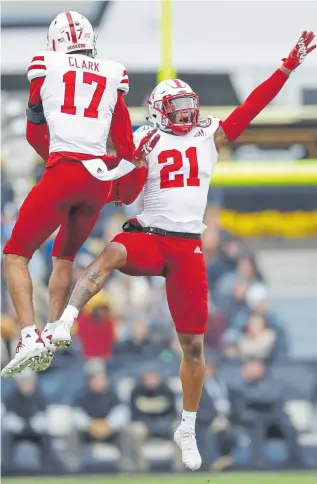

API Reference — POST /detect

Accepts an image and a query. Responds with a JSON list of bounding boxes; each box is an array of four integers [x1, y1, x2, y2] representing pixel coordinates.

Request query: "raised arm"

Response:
[[214, 30, 316, 149]]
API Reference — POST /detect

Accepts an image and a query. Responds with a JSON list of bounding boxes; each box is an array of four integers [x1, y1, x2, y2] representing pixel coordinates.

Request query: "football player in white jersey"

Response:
[[1, 11, 147, 378], [34, 31, 317, 468]]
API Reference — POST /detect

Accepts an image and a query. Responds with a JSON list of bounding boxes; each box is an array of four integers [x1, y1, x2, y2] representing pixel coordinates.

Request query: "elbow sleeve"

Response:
[[26, 101, 46, 125]]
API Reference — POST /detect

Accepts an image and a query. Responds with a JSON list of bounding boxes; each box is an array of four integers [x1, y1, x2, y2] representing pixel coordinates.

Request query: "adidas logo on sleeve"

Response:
[[193, 129, 205, 138]]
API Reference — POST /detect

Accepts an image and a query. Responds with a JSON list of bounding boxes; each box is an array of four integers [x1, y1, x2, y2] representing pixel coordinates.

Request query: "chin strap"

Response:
[[220, 69, 289, 142]]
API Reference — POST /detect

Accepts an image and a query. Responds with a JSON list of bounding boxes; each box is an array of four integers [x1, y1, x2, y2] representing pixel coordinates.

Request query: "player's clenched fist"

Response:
[[282, 30, 316, 71]]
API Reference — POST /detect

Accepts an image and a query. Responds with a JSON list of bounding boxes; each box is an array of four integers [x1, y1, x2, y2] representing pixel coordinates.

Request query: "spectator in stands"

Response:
[[237, 314, 277, 360], [1, 202, 18, 246], [1, 313, 19, 366], [1, 260, 9, 313], [202, 228, 221, 267], [214, 253, 263, 324], [223, 313, 277, 361], [204, 301, 228, 351], [147, 277, 174, 342], [1, 167, 14, 211], [33, 158, 46, 184], [103, 213, 128, 244], [114, 320, 160, 360], [76, 291, 117, 360], [203, 204, 234, 242], [231, 359, 304, 469], [232, 283, 289, 356], [72, 250, 95, 285], [312, 385, 317, 433], [106, 271, 152, 320], [204, 232, 243, 292], [130, 370, 177, 439], [3, 369, 56, 473], [197, 359, 237, 471], [72, 359, 139, 471], [1, 402, 12, 476], [1, 338, 10, 369], [154, 331, 183, 368], [40, 235, 93, 287]]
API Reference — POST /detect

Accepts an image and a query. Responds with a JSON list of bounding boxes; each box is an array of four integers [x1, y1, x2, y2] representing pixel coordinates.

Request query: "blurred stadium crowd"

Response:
[[2, 127, 317, 475]]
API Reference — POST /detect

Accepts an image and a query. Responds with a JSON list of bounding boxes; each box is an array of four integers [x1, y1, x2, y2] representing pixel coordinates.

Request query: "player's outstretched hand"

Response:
[[282, 31, 316, 71], [132, 128, 160, 168]]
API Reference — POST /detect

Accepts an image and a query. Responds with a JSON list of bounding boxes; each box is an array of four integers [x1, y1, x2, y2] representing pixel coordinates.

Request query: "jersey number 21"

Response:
[[159, 148, 200, 189]]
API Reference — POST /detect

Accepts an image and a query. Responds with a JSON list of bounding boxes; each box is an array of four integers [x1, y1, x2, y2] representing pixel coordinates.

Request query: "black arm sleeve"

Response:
[[26, 100, 46, 125]]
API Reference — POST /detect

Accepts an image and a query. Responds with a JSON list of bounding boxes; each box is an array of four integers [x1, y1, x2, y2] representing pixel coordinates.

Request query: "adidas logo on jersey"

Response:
[[194, 246, 202, 254], [97, 167, 103, 173], [193, 129, 205, 138]]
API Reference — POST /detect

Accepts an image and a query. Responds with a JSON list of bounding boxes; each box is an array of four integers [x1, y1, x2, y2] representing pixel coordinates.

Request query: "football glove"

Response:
[[282, 30, 316, 71], [132, 128, 160, 167]]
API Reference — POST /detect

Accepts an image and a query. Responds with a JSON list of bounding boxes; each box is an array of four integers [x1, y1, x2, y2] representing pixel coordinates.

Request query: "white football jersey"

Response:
[[135, 118, 220, 234], [27, 51, 129, 155]]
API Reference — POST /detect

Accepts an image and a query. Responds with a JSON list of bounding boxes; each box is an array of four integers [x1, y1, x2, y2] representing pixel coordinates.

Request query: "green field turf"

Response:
[[2, 473, 317, 484]]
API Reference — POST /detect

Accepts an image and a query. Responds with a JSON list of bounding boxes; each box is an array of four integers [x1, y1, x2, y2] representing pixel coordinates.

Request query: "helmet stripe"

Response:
[[173, 79, 182, 88], [65, 11, 77, 43]]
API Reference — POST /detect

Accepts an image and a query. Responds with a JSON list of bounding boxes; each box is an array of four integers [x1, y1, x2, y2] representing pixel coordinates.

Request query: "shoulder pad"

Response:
[[100, 59, 129, 94], [27, 51, 47, 82]]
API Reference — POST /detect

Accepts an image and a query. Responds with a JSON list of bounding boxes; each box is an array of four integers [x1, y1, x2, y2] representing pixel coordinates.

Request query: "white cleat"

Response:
[[1, 330, 48, 378], [36, 326, 57, 372], [174, 425, 202, 471], [52, 321, 72, 349]]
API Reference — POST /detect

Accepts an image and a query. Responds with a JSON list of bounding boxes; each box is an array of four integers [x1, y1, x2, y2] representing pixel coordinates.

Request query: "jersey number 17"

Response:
[[61, 70, 106, 119]]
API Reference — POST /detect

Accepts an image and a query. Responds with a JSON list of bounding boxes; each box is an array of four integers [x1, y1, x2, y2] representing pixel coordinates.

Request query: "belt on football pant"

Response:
[[122, 220, 201, 239]]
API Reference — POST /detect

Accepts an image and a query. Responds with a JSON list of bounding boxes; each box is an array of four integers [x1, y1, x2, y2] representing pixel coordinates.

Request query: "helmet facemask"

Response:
[[151, 93, 199, 135]]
